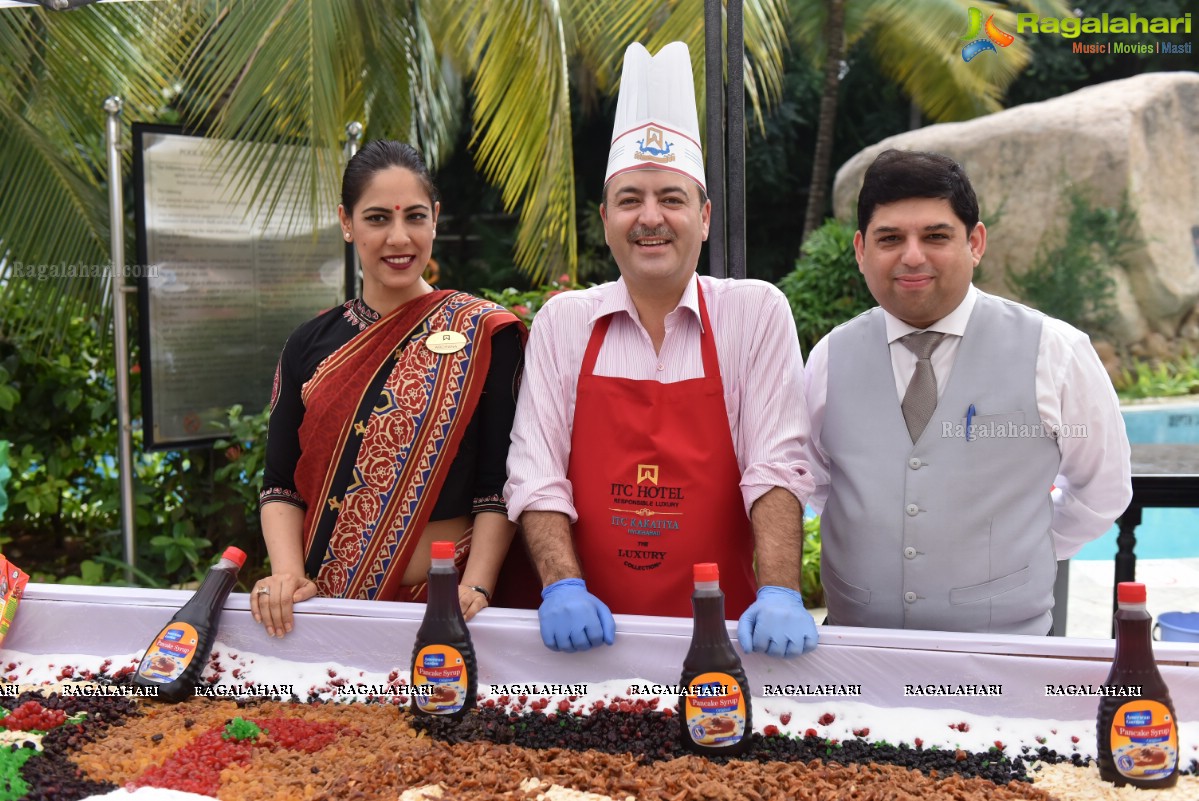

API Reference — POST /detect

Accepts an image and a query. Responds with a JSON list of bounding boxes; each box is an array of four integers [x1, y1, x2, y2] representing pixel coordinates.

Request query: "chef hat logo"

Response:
[[605, 42, 705, 193]]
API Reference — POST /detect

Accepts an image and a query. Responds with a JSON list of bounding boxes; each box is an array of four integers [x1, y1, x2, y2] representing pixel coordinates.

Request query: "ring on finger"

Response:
[[256, 586, 270, 596]]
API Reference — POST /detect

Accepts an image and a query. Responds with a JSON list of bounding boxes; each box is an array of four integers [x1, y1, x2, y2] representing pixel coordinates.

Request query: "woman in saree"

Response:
[[251, 140, 525, 637]]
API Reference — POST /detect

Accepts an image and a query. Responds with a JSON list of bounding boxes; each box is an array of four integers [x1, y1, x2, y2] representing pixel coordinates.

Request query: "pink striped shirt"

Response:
[[504, 274, 814, 522]]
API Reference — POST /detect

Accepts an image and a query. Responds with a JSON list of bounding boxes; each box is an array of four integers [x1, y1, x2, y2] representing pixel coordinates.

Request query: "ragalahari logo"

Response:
[[961, 7, 1015, 62]]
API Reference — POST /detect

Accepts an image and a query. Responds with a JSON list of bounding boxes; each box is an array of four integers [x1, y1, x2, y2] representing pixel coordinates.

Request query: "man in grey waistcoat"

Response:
[[803, 149, 1132, 635]]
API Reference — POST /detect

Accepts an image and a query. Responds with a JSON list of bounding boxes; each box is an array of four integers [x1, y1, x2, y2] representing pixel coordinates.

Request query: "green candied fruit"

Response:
[[221, 717, 266, 742], [0, 747, 35, 800]]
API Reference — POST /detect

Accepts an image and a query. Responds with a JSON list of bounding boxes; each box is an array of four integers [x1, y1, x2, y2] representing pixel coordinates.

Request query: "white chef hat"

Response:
[[605, 42, 706, 193]]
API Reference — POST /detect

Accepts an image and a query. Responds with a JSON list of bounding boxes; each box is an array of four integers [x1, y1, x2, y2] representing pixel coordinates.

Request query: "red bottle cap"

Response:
[[1117, 582, 1146, 603], [221, 547, 247, 568], [694, 563, 719, 583], [431, 541, 456, 560]]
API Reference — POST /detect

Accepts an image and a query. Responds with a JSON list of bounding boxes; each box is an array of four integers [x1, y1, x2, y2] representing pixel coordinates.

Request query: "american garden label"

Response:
[[412, 644, 468, 715], [1109, 700, 1178, 779], [136, 622, 199, 683], [684, 672, 747, 746]]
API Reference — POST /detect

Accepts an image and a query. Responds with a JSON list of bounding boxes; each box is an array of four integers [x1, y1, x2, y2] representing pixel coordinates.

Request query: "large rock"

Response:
[[832, 72, 1199, 345]]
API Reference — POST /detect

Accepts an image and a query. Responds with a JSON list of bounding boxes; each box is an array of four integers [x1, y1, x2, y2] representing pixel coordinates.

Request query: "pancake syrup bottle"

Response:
[[410, 541, 476, 719], [679, 562, 751, 755], [133, 546, 246, 702], [1096, 582, 1179, 788]]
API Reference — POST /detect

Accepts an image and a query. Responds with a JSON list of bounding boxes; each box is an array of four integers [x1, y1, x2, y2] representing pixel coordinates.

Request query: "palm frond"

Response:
[[178, 0, 355, 231], [179, 0, 459, 235], [866, 0, 1032, 121], [788, 0, 1070, 122], [435, 0, 577, 284], [571, 0, 790, 132], [0, 1, 200, 345], [786, 0, 878, 64], [405, 1, 462, 168]]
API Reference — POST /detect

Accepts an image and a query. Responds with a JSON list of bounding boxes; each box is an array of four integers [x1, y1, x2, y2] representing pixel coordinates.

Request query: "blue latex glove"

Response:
[[737, 586, 818, 657], [538, 578, 616, 652]]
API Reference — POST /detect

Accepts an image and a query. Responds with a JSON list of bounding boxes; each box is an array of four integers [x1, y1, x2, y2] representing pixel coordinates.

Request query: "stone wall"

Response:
[[832, 72, 1199, 349]]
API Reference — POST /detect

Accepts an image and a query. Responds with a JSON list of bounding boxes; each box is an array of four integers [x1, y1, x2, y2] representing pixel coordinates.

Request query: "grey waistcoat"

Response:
[[822, 293, 1060, 635]]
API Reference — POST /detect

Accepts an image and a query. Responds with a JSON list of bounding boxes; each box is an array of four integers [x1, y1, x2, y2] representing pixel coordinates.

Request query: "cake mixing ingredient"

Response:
[[410, 541, 476, 718], [1096, 582, 1180, 788], [132, 547, 246, 703], [678, 563, 752, 756]]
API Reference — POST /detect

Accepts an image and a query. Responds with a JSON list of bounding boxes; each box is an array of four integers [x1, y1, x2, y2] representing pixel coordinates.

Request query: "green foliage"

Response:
[[1, 289, 121, 559], [1115, 354, 1199, 401], [1006, 188, 1137, 337], [0, 280, 265, 589], [777, 219, 875, 355], [57, 559, 115, 587], [802, 514, 823, 609], [150, 527, 213, 576], [480, 274, 588, 326]]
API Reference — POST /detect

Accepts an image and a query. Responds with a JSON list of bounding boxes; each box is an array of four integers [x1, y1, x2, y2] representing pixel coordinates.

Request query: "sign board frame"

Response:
[[133, 124, 345, 450]]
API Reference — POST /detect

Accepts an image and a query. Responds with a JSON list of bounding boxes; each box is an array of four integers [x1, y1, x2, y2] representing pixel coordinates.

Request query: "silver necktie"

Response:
[[900, 331, 946, 443]]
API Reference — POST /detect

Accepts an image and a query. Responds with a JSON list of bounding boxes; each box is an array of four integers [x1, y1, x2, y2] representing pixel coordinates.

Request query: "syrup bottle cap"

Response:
[[1117, 582, 1146, 604], [431, 541, 456, 560], [693, 563, 719, 583], [221, 547, 247, 568]]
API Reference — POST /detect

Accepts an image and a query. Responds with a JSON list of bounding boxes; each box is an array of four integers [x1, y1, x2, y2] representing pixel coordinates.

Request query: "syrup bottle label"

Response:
[[684, 672, 746, 746], [412, 644, 469, 715], [136, 622, 199, 683], [1109, 700, 1179, 779]]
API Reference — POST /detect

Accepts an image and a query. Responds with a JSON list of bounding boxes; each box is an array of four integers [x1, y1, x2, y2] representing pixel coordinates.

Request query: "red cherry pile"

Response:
[[131, 717, 356, 796], [0, 700, 67, 732], [132, 729, 255, 796], [265, 717, 352, 753]]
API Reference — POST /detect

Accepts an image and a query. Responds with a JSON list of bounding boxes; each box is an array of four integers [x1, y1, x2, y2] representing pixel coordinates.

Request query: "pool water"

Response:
[[1074, 402, 1199, 561], [1074, 507, 1199, 560]]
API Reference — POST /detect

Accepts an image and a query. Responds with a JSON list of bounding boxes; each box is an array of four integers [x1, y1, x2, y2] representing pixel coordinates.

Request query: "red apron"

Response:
[[567, 287, 757, 618]]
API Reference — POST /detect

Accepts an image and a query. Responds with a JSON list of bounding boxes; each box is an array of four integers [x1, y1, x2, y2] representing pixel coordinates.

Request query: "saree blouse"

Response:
[[260, 297, 522, 520]]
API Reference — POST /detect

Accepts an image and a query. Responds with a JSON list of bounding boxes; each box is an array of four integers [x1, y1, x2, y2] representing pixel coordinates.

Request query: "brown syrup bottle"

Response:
[[133, 546, 246, 702], [1096, 582, 1179, 788], [410, 541, 477, 719], [678, 562, 752, 755]]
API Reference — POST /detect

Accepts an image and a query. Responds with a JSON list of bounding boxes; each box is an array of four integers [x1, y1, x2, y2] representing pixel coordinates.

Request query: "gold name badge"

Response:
[[425, 330, 467, 354]]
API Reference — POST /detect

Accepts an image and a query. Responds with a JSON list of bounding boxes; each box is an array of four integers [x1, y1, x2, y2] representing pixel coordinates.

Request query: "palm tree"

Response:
[[794, 0, 1071, 240], [0, 1, 197, 338], [0, 0, 792, 344]]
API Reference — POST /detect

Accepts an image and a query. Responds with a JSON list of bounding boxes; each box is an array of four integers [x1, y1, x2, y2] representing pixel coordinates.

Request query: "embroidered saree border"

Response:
[[295, 291, 516, 601]]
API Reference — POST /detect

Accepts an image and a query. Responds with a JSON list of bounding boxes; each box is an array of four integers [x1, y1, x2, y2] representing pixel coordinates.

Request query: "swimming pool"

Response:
[[1074, 401, 1199, 561]]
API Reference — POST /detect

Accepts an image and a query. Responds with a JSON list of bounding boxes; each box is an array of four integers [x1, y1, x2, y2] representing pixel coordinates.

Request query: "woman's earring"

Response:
[[344, 231, 351, 240]]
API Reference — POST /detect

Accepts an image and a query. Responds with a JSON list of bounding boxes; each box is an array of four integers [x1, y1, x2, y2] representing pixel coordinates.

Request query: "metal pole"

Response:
[[343, 121, 363, 302], [104, 96, 136, 582], [726, 0, 746, 280], [703, 0, 726, 279]]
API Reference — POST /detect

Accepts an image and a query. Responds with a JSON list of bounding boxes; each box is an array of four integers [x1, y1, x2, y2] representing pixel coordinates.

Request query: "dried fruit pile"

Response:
[[0, 692, 137, 801], [1, 683, 1194, 800]]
